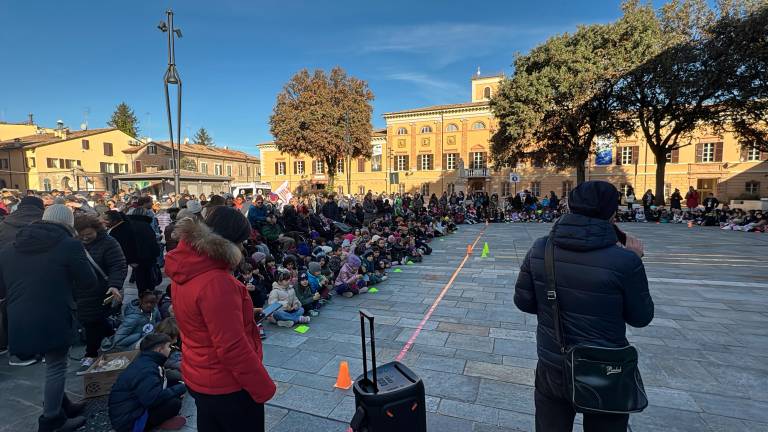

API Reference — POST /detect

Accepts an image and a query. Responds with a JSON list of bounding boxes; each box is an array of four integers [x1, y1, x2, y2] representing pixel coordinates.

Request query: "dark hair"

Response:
[[104, 210, 125, 224], [74, 214, 104, 232], [155, 317, 180, 340], [140, 333, 172, 352], [137, 196, 152, 206], [139, 290, 158, 300], [205, 206, 251, 244], [206, 195, 226, 207]]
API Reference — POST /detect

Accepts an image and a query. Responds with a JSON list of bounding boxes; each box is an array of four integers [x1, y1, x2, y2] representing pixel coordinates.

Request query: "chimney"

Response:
[[27, 113, 34, 125], [56, 120, 64, 130]]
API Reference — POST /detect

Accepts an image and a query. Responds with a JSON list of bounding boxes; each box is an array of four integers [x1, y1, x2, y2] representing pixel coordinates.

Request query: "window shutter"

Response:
[[293, 161, 297, 174], [442, 154, 447, 170], [404, 156, 409, 171], [358, 158, 365, 172], [429, 155, 434, 170], [714, 142, 723, 162], [740, 146, 748, 162], [632, 146, 639, 164], [671, 148, 679, 163], [312, 160, 316, 174], [695, 143, 703, 163], [615, 146, 622, 165], [274, 162, 279, 175], [416, 155, 422, 171]]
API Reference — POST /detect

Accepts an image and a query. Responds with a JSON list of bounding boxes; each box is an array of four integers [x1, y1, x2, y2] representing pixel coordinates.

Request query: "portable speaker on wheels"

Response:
[[350, 310, 427, 432]]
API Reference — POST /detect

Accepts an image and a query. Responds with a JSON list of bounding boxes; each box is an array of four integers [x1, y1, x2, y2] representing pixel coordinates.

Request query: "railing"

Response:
[[464, 167, 490, 177]]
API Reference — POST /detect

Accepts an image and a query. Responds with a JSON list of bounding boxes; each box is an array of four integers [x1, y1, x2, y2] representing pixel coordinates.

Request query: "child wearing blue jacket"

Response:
[[108, 333, 187, 432]]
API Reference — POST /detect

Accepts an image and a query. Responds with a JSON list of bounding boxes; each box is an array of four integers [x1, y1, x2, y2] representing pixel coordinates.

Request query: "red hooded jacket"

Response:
[[165, 219, 275, 403]]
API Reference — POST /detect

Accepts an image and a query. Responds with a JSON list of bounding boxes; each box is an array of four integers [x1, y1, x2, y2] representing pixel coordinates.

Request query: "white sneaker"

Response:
[[381, 276, 388, 281], [298, 316, 311, 324], [277, 320, 295, 328], [358, 287, 369, 294], [9, 355, 38, 367], [342, 292, 354, 298]]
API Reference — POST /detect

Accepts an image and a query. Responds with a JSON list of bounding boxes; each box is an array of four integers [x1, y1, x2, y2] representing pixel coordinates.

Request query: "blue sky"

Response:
[[0, 0, 627, 153]]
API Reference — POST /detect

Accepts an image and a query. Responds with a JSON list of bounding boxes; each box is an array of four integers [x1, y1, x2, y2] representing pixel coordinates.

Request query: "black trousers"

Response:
[[535, 363, 629, 432], [82, 319, 114, 358], [133, 264, 155, 295], [146, 396, 183, 430], [190, 389, 265, 432]]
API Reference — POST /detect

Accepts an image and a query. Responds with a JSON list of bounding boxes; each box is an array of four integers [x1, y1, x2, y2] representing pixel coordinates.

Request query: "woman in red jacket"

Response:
[[165, 207, 275, 432]]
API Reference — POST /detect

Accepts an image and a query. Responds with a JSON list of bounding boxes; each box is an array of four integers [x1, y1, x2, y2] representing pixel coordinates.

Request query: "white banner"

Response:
[[274, 180, 293, 203]]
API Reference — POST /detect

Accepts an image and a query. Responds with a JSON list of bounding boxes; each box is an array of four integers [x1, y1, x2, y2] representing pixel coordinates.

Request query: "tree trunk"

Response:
[[575, 164, 586, 185], [327, 172, 335, 193], [654, 158, 666, 206]]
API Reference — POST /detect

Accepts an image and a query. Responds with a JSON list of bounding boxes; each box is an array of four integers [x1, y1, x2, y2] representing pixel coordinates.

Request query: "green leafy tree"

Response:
[[270, 67, 374, 190], [491, 22, 637, 184], [107, 102, 139, 138], [194, 127, 215, 147]]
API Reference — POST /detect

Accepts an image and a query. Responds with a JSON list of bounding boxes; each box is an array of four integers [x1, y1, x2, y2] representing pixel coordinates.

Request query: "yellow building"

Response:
[[260, 72, 768, 202], [0, 121, 140, 191]]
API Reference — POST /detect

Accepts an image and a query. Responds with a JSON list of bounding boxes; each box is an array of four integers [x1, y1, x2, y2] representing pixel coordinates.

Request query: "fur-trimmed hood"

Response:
[[164, 218, 242, 284]]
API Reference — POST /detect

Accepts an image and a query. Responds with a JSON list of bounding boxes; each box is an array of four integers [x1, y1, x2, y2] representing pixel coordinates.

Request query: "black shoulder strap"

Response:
[[545, 236, 567, 353]]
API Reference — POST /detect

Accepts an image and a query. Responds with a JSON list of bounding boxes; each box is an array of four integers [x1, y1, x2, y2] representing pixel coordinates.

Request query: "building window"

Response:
[[421, 183, 430, 196], [471, 152, 487, 170], [46, 158, 60, 169], [666, 148, 680, 163], [337, 160, 344, 174], [483, 87, 492, 99], [214, 164, 223, 175], [421, 138, 430, 146], [697, 142, 723, 163], [238, 165, 243, 176], [446, 153, 457, 170], [747, 146, 761, 161], [420, 126, 432, 134], [134, 160, 142, 173], [200, 162, 208, 174], [81, 139, 90, 150], [100, 162, 116, 173], [398, 183, 405, 194], [0, 159, 8, 169], [43, 178, 51, 191], [28, 157, 35, 168], [275, 162, 286, 176], [663, 182, 672, 200], [147, 143, 157, 155], [396, 127, 408, 135], [530, 181, 541, 197], [621, 147, 634, 165], [357, 158, 365, 172], [395, 155, 409, 171], [103, 142, 113, 156], [119, 164, 128, 174], [397, 139, 406, 148], [358, 185, 365, 195], [502, 182, 511, 196], [446, 124, 459, 132], [314, 160, 325, 174], [226, 165, 232, 177], [746, 181, 760, 195], [418, 154, 433, 171], [169, 158, 177, 170], [64, 159, 81, 169], [294, 160, 305, 175], [562, 181, 573, 197], [619, 183, 632, 198], [472, 121, 486, 130], [371, 154, 382, 172], [447, 183, 455, 195]]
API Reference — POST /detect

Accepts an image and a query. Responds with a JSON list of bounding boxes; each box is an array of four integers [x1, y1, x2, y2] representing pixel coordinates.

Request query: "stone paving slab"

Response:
[[1, 223, 767, 431]]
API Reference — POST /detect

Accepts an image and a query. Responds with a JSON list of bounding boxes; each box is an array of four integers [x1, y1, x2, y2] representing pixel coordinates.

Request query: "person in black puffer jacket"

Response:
[[0, 204, 96, 431], [108, 334, 186, 432], [126, 208, 161, 294], [104, 210, 139, 265], [74, 214, 127, 368], [514, 181, 653, 432]]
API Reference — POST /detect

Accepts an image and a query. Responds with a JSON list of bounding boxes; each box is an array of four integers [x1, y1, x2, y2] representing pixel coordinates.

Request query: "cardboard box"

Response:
[[82, 350, 139, 399]]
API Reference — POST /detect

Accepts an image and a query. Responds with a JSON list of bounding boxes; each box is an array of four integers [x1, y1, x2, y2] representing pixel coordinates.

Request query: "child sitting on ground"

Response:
[[113, 291, 160, 351], [267, 269, 310, 327], [108, 333, 187, 432], [154, 318, 182, 386], [334, 254, 367, 298], [307, 261, 331, 302], [295, 272, 321, 317]]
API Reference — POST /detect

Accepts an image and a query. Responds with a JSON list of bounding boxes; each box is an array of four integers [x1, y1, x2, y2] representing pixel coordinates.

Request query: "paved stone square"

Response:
[[1, 222, 767, 431]]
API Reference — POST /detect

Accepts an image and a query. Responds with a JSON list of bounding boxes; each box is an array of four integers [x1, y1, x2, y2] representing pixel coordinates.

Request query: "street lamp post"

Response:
[[344, 112, 351, 196], [158, 9, 183, 201]]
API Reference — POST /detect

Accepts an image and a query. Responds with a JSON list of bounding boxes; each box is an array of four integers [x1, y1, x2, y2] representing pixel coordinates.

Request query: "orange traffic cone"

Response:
[[467, 244, 473, 255], [334, 361, 353, 390]]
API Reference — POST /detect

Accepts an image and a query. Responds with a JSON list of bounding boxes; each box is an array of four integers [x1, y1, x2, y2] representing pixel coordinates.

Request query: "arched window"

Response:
[[445, 123, 459, 132], [396, 127, 408, 135], [472, 121, 486, 130], [483, 87, 491, 99], [420, 126, 433, 134], [43, 178, 51, 191], [61, 176, 71, 189]]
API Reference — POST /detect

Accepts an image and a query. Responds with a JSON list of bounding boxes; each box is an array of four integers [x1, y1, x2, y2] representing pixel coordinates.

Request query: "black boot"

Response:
[[62, 394, 86, 418], [37, 413, 86, 432]]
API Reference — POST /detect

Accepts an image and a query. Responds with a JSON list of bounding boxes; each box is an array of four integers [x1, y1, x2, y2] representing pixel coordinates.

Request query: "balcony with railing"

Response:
[[463, 167, 490, 178]]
